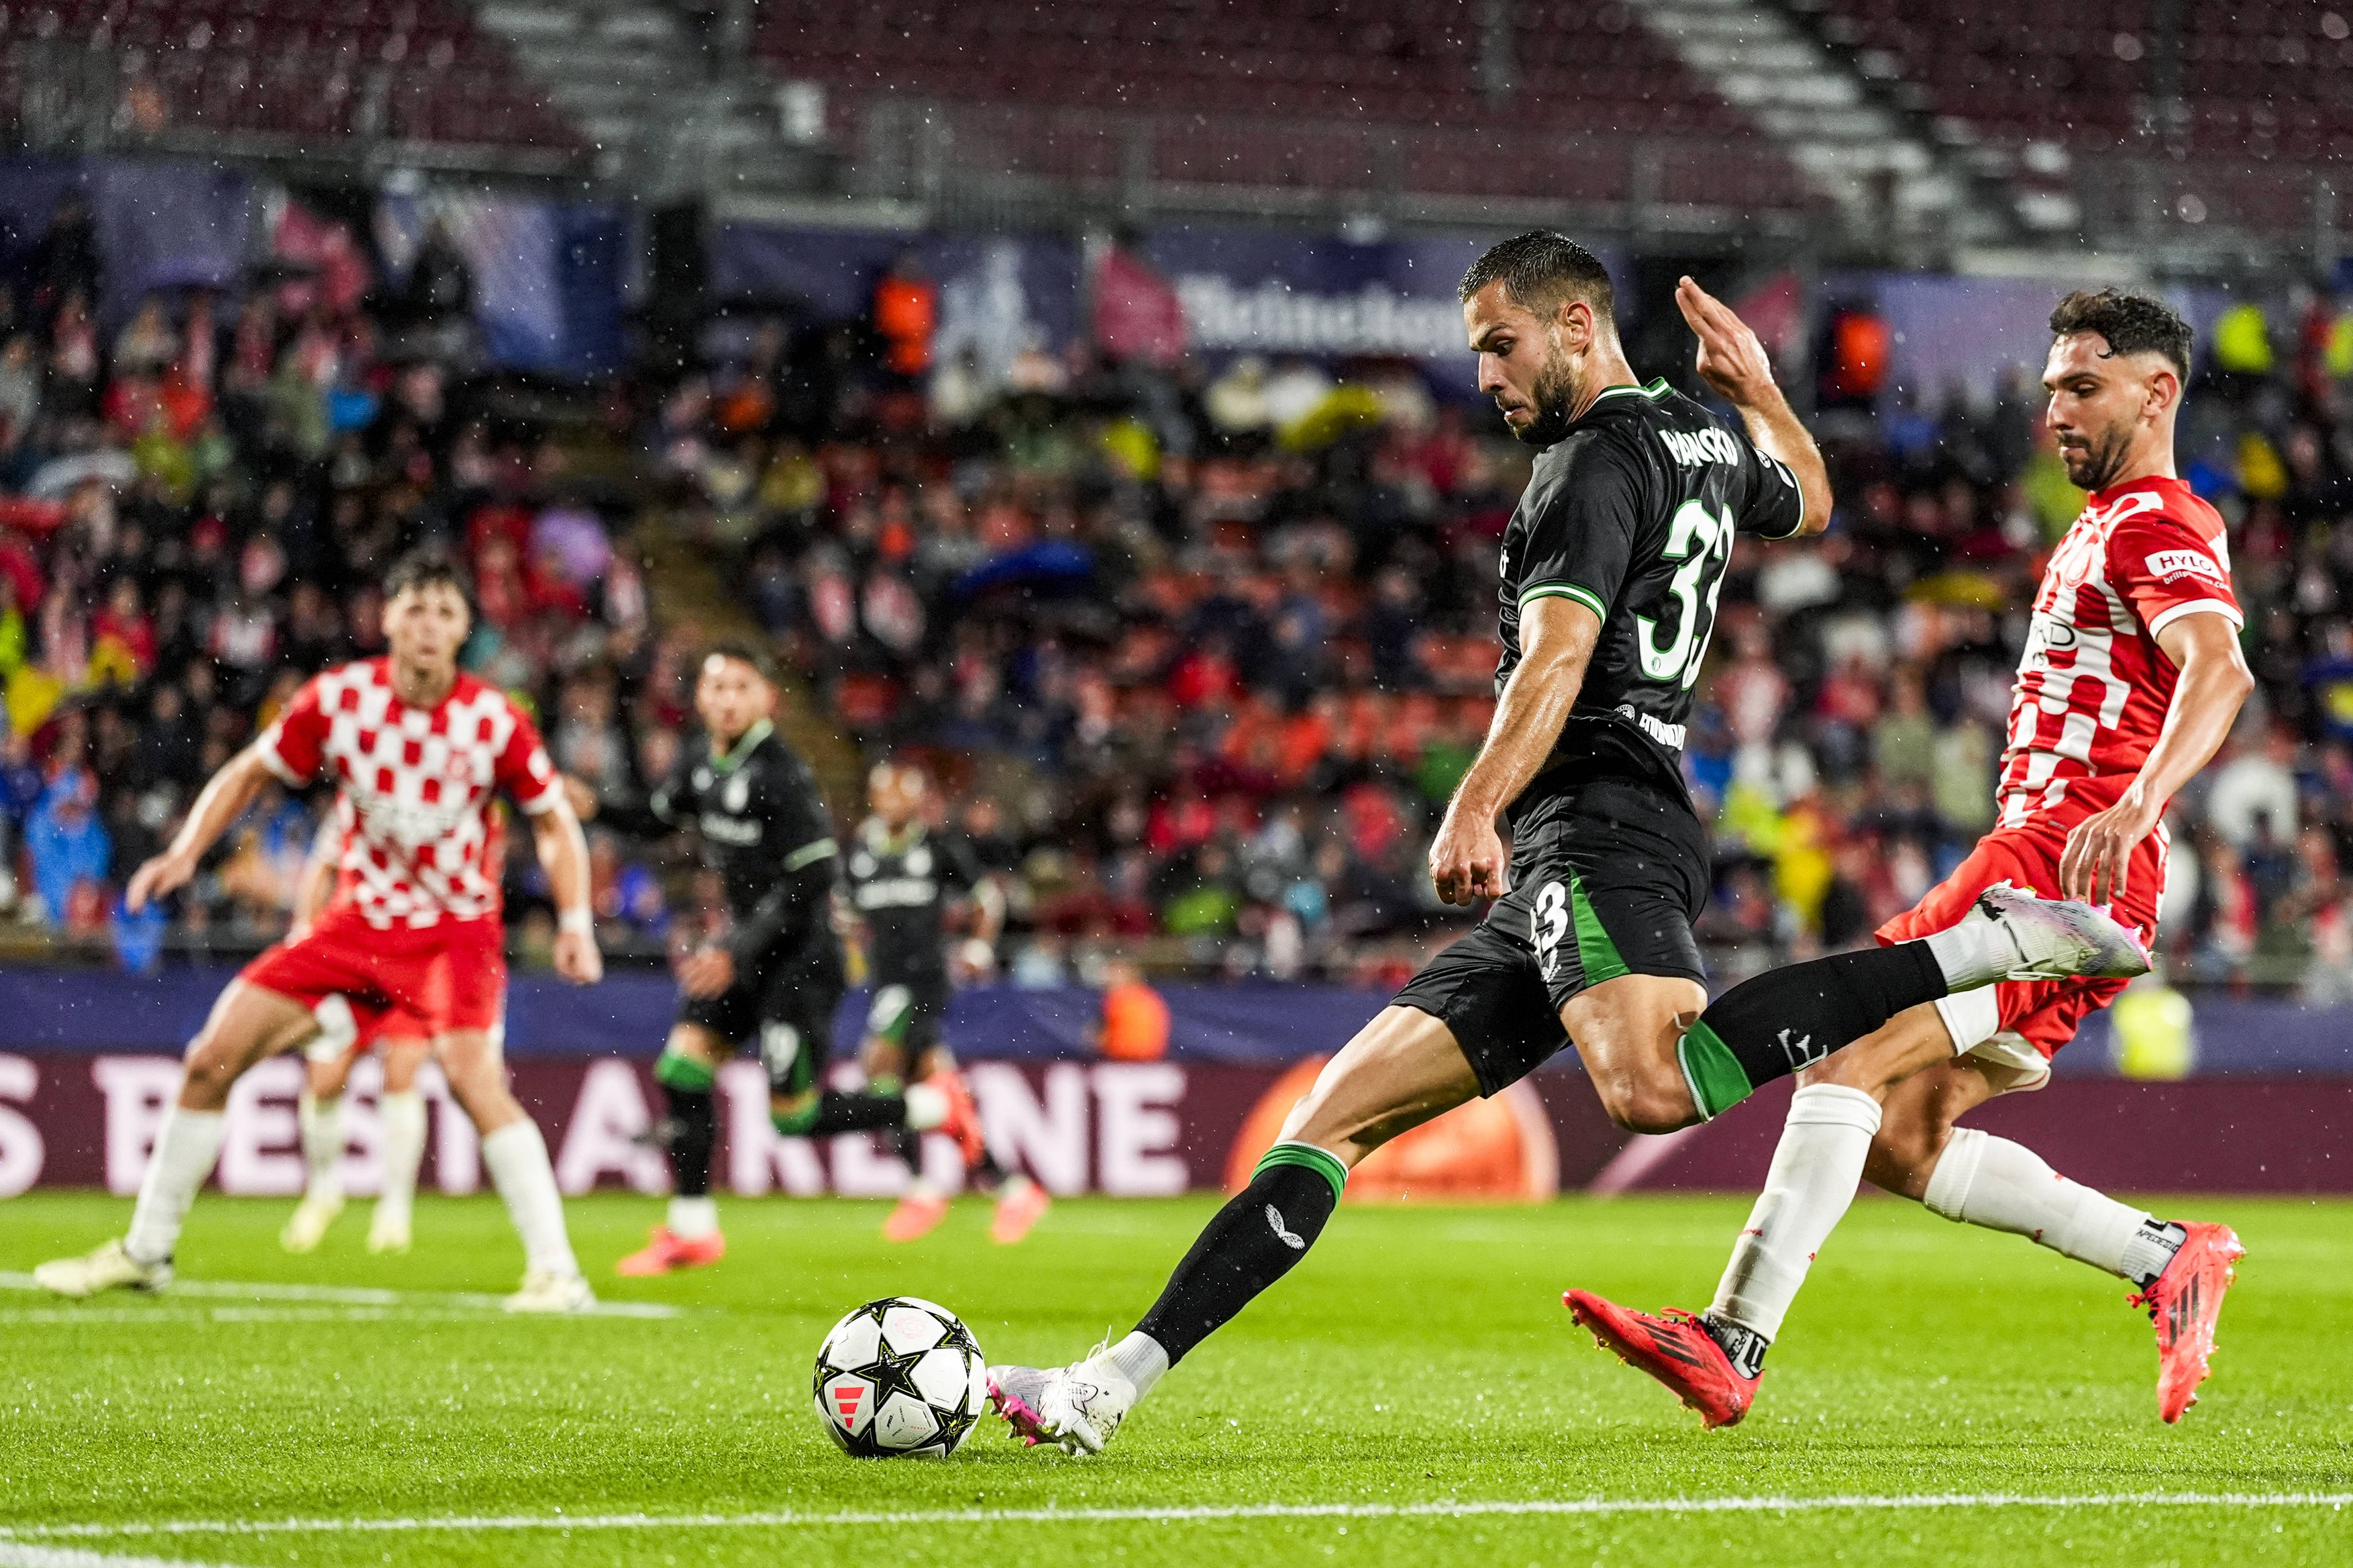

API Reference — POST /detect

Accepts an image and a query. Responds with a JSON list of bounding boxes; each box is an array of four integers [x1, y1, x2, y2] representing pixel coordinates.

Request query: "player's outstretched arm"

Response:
[[1675, 276, 1832, 535], [1428, 596, 1600, 906], [126, 742, 280, 912], [529, 794, 604, 986], [2061, 612, 2253, 904]]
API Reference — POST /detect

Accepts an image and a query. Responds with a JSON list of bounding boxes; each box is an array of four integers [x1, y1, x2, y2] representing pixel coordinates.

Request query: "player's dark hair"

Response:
[[382, 545, 470, 604], [702, 639, 777, 685], [1459, 231, 1616, 322], [2049, 288, 2193, 378]]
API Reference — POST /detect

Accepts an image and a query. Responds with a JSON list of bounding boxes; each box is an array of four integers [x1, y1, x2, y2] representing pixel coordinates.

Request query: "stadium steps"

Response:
[[468, 0, 836, 199], [1632, 0, 2016, 258]]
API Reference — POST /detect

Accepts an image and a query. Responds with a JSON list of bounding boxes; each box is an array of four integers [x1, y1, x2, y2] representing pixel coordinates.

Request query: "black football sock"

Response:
[[970, 1149, 1007, 1194], [1134, 1143, 1345, 1365], [659, 1083, 717, 1198], [892, 1129, 925, 1177], [774, 1091, 909, 1137], [1678, 944, 1949, 1119], [1700, 1313, 1770, 1379]]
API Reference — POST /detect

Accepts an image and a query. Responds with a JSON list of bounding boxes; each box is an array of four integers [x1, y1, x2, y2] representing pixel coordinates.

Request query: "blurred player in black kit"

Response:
[[586, 645, 982, 1277], [846, 762, 1049, 1244]]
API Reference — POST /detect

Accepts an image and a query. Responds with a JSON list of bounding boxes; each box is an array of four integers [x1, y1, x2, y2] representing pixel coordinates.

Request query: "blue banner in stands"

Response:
[[0, 156, 254, 328], [1139, 225, 1633, 375], [709, 225, 1081, 376], [377, 191, 627, 376]]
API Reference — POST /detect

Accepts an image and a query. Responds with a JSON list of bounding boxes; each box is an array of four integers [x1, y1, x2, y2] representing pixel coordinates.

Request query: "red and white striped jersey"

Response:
[[1998, 476, 2241, 833], [257, 658, 563, 928]]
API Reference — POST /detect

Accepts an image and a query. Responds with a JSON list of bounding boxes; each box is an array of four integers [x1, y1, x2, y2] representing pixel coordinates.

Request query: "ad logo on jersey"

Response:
[[2144, 549, 2226, 584], [1660, 427, 1741, 469]]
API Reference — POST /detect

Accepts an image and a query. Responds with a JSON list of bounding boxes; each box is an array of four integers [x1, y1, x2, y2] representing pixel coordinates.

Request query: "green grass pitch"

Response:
[[1, 1190, 2348, 1567]]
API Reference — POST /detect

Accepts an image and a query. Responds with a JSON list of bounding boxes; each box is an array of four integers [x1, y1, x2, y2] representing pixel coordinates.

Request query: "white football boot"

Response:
[[280, 1188, 345, 1253], [503, 1269, 595, 1314], [366, 1208, 412, 1255], [34, 1239, 172, 1298], [988, 1341, 1135, 1455], [1962, 883, 2152, 985]]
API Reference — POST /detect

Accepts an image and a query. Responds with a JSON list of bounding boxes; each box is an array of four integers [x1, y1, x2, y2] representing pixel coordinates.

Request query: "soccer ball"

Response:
[[813, 1296, 988, 1459]]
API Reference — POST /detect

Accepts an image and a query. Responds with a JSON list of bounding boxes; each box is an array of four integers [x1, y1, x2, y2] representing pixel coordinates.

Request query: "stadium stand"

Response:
[[752, 0, 1820, 215], [0, 0, 583, 164], [0, 191, 667, 957], [662, 281, 2353, 998]]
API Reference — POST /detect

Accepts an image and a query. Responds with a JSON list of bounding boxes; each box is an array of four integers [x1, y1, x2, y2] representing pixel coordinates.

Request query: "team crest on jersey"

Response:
[[724, 774, 749, 813]]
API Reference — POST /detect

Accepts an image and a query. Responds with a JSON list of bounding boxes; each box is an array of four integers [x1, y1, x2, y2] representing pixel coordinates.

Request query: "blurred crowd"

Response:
[[0, 193, 662, 960], [656, 276, 2353, 997]]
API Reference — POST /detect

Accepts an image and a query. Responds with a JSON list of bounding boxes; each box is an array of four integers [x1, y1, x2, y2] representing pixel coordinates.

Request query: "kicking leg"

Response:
[[618, 1023, 731, 1276], [368, 1037, 430, 1254], [284, 1039, 356, 1253], [38, 981, 319, 1296], [990, 1004, 1478, 1454], [1874, 1055, 2244, 1422], [439, 1027, 591, 1313]]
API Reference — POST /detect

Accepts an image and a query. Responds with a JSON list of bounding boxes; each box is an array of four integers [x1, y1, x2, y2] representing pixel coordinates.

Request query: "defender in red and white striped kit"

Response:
[[1572, 289, 2250, 1428], [35, 550, 606, 1314]]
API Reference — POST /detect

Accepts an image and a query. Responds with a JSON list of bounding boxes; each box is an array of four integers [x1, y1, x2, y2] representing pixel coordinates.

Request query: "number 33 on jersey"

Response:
[[1496, 378, 1807, 775]]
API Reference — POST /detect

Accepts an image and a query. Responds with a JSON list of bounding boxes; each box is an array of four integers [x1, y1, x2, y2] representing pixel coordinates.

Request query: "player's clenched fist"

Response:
[[1428, 808, 1508, 906]]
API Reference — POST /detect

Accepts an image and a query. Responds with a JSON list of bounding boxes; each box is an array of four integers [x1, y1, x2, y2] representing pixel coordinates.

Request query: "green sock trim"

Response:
[[1677, 1021, 1753, 1120], [1568, 872, 1630, 987], [772, 1102, 819, 1137], [868, 1074, 904, 1097], [654, 1052, 716, 1093], [1253, 1141, 1349, 1206]]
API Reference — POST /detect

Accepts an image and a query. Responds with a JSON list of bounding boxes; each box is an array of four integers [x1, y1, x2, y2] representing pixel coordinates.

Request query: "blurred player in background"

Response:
[[35, 548, 604, 1312], [586, 645, 982, 1278], [279, 819, 433, 1257], [1572, 289, 2251, 1428], [846, 762, 1047, 1244]]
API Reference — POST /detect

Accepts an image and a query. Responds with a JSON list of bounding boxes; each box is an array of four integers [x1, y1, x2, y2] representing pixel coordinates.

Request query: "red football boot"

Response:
[[989, 1173, 1051, 1245], [613, 1225, 726, 1277], [2130, 1221, 2246, 1423], [929, 1067, 987, 1168], [1565, 1290, 1758, 1429], [882, 1190, 950, 1243]]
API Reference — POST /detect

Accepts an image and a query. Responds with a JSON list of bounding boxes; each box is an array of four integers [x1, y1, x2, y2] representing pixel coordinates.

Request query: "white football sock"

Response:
[[1710, 1084, 1883, 1343], [1922, 920, 2018, 992], [480, 1120, 578, 1278], [125, 1106, 226, 1266], [903, 1082, 947, 1131], [1106, 1330, 1169, 1400], [1922, 1127, 2152, 1279], [668, 1195, 720, 1239], [376, 1090, 426, 1227], [297, 1092, 345, 1203]]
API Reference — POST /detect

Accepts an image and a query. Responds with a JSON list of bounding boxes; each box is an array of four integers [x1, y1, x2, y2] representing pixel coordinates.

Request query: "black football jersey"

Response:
[[845, 818, 984, 981], [643, 720, 839, 963], [1496, 378, 1806, 790]]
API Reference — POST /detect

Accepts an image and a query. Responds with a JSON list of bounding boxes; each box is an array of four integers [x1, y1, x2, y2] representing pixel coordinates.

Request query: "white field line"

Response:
[[0, 1272, 682, 1320], [0, 1544, 242, 1568], [7, 1492, 2350, 1541], [0, 1307, 533, 1326]]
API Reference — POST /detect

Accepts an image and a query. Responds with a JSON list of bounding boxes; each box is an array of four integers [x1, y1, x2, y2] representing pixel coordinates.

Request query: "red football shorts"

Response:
[[1874, 823, 2162, 1063], [243, 905, 507, 1048]]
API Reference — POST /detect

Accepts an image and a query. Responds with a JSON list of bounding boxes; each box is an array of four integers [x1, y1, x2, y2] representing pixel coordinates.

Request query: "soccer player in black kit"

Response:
[[591, 645, 982, 1277], [846, 762, 1049, 1245], [987, 233, 2149, 1453]]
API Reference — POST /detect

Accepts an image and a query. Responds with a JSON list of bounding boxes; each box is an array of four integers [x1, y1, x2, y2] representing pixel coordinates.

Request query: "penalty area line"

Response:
[[0, 1272, 684, 1320], [9, 1492, 2352, 1540]]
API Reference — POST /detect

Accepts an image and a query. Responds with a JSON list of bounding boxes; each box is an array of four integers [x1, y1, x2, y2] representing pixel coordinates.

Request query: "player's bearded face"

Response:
[[2046, 334, 2164, 492], [1517, 342, 1579, 447]]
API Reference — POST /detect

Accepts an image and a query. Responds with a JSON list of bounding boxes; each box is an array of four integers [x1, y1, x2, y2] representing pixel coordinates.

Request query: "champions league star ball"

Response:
[[814, 1297, 988, 1459]]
